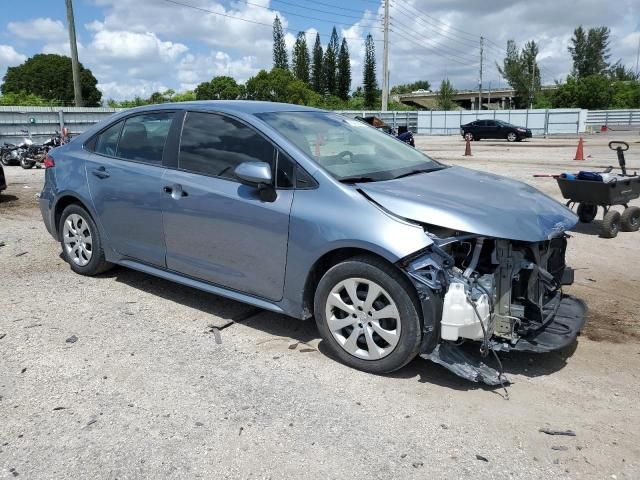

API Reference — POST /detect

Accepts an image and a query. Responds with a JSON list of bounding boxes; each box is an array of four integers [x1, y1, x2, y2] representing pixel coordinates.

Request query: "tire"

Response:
[[20, 157, 34, 169], [58, 204, 112, 275], [577, 203, 597, 223], [600, 210, 621, 238], [314, 255, 423, 374], [506, 131, 517, 142], [464, 132, 474, 141], [621, 206, 640, 232], [1, 153, 11, 166]]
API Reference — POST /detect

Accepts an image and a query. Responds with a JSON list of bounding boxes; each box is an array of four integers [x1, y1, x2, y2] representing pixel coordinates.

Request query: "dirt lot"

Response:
[[1, 133, 639, 479]]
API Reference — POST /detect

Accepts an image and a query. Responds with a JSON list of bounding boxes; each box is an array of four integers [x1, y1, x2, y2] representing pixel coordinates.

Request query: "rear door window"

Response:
[[116, 112, 174, 165], [94, 120, 124, 157], [179, 111, 275, 180]]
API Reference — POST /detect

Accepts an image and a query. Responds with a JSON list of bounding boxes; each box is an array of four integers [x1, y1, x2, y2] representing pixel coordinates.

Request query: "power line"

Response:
[[160, 0, 385, 42], [391, 28, 479, 67], [272, 0, 372, 15], [389, 16, 478, 59]]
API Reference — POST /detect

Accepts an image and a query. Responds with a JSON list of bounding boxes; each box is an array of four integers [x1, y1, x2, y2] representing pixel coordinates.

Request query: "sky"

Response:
[[0, 0, 638, 102]]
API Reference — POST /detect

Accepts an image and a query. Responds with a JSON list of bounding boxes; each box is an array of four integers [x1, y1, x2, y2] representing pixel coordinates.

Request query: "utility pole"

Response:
[[636, 35, 640, 78], [381, 0, 390, 111], [529, 63, 535, 109], [65, 0, 83, 107], [478, 36, 484, 111]]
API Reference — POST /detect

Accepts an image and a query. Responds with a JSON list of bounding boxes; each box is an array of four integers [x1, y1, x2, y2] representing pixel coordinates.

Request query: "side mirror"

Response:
[[234, 161, 277, 202], [234, 161, 272, 186]]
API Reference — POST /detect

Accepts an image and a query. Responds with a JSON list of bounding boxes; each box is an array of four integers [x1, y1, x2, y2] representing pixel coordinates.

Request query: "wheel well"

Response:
[[54, 196, 86, 236], [302, 248, 398, 318]]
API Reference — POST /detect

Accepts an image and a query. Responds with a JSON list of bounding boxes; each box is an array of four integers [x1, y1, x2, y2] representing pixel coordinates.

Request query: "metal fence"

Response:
[[416, 108, 586, 136], [0, 106, 120, 144], [3, 106, 639, 143], [586, 109, 640, 128], [337, 111, 419, 133]]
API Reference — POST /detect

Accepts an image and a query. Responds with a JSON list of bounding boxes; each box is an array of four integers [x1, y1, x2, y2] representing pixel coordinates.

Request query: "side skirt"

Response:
[[118, 259, 286, 315]]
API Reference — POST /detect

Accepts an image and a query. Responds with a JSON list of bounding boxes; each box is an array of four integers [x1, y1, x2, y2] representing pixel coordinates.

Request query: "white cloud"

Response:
[[0, 45, 27, 81], [7, 18, 67, 42], [177, 51, 260, 90], [98, 80, 170, 101]]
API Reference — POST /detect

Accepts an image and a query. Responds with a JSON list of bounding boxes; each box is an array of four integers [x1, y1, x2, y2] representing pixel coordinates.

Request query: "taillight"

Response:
[[43, 155, 55, 168]]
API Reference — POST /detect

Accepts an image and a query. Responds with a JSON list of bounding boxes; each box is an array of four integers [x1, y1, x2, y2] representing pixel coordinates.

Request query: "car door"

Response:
[[161, 111, 294, 301], [482, 120, 498, 138], [85, 111, 175, 267]]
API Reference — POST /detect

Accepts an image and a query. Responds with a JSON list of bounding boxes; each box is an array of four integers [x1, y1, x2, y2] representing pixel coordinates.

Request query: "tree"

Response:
[[272, 16, 288, 70], [292, 32, 310, 84], [436, 78, 456, 110], [195, 76, 244, 100], [323, 27, 339, 96], [336, 38, 351, 101], [1, 53, 101, 106], [311, 33, 324, 93], [390, 80, 430, 95], [0, 91, 53, 106], [497, 40, 541, 108], [609, 61, 639, 81], [363, 34, 378, 109], [569, 26, 611, 77], [552, 75, 613, 109]]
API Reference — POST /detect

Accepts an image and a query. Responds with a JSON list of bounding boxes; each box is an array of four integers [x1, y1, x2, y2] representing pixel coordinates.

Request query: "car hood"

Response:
[[358, 166, 577, 242]]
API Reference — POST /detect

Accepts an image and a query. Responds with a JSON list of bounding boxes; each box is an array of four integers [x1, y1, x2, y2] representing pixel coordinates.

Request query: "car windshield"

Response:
[[256, 111, 443, 182]]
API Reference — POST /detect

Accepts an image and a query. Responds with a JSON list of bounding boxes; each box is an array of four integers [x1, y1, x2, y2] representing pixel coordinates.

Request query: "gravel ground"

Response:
[[1, 132, 639, 479]]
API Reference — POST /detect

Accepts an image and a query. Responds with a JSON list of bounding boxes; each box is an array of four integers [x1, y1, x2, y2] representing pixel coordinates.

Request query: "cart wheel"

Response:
[[577, 203, 597, 223], [600, 210, 621, 238], [621, 206, 640, 232]]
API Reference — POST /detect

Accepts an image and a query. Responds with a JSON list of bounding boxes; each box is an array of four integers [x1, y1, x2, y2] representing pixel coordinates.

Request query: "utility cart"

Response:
[[556, 141, 640, 238]]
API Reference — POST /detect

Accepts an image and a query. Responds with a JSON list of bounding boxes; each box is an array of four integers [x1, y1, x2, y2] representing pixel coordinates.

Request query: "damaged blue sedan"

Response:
[[39, 101, 586, 385]]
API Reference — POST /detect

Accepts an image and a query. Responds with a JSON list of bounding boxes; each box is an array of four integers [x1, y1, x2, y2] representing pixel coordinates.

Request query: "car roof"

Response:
[[122, 100, 323, 115]]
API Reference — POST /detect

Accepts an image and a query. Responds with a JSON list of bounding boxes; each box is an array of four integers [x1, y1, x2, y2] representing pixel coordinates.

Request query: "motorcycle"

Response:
[[0, 142, 20, 166]]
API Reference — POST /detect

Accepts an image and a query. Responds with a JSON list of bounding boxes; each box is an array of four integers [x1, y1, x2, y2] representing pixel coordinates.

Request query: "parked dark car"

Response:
[[0, 163, 7, 193], [461, 119, 532, 142], [38, 101, 584, 385]]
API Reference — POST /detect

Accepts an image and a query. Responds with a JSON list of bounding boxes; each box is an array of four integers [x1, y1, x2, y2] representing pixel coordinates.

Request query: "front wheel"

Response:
[[600, 210, 621, 238], [314, 255, 423, 374], [506, 132, 517, 142]]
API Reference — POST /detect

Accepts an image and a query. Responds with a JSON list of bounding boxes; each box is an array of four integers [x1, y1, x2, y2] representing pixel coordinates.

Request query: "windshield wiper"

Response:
[[338, 176, 378, 184], [392, 166, 445, 180]]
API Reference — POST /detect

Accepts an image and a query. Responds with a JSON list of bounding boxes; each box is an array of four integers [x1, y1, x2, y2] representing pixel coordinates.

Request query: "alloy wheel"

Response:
[[324, 277, 401, 361], [507, 132, 517, 142], [62, 213, 93, 266]]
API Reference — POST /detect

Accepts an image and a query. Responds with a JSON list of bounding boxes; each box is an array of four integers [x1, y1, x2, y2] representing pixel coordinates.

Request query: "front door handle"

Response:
[[91, 167, 110, 179], [163, 184, 188, 198]]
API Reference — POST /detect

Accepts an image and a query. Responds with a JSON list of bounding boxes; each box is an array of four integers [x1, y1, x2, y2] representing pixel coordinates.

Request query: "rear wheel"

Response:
[[600, 210, 621, 238], [20, 157, 34, 169], [506, 131, 517, 142], [314, 255, 422, 374], [577, 203, 597, 223], [59, 204, 112, 275], [464, 132, 474, 141], [1, 153, 11, 166], [621, 206, 640, 232]]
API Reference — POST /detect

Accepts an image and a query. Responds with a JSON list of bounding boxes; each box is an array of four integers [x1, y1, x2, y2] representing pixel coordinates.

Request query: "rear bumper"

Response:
[[39, 192, 57, 239]]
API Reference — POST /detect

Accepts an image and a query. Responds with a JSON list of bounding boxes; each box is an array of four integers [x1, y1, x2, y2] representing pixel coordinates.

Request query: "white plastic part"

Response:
[[440, 283, 490, 341]]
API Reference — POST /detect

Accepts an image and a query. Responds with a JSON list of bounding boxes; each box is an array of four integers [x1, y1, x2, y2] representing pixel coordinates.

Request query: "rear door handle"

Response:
[[91, 167, 110, 179], [163, 184, 188, 197]]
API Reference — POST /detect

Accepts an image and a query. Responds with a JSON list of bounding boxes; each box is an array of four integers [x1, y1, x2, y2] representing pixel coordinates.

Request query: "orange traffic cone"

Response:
[[464, 137, 472, 156], [573, 137, 585, 161]]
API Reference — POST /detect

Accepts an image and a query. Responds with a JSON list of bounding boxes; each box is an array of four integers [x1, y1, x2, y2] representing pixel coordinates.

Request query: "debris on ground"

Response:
[[52, 407, 66, 411], [475, 454, 489, 462], [0, 333, 6, 340], [299, 348, 316, 353], [15, 252, 27, 257], [206, 326, 222, 344], [552, 445, 569, 451], [288, 342, 299, 350], [0, 241, 6, 247], [539, 428, 576, 436], [65, 335, 78, 344]]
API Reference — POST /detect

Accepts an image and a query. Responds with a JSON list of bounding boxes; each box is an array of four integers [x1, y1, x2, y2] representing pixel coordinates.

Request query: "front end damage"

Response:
[[399, 229, 587, 386]]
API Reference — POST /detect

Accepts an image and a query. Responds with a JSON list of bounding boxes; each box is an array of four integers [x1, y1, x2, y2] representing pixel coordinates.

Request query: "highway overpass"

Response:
[[396, 85, 558, 110]]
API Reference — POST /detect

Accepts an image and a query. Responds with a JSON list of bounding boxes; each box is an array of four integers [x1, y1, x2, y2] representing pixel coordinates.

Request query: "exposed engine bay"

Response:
[[400, 227, 587, 386]]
